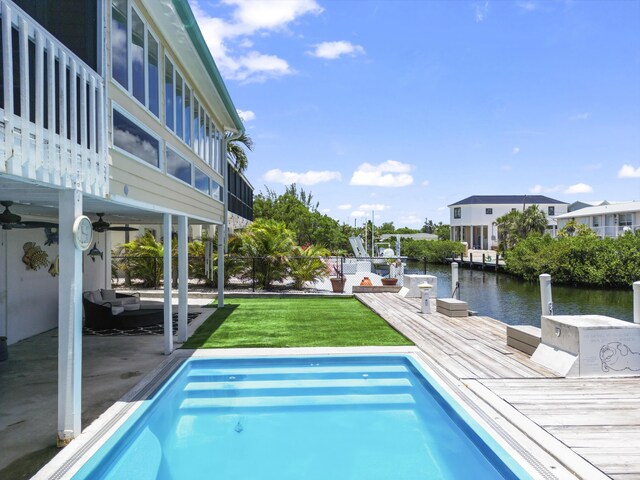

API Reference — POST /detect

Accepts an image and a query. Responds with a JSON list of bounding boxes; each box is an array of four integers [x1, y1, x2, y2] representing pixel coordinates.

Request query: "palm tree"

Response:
[[518, 205, 547, 238], [226, 132, 253, 173], [240, 219, 295, 289]]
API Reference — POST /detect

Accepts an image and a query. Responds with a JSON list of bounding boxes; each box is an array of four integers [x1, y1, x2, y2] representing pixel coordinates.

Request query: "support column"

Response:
[[177, 215, 188, 343], [104, 231, 111, 289], [57, 189, 83, 445], [163, 214, 173, 354], [217, 224, 225, 308]]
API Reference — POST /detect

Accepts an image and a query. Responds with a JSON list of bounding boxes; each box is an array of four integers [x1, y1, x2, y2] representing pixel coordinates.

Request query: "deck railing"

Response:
[[0, 0, 107, 196]]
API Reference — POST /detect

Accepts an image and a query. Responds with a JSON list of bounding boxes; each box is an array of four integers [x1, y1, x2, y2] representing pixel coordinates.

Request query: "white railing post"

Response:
[[34, 29, 44, 178], [633, 281, 640, 324], [540, 274, 553, 316], [17, 16, 28, 176]]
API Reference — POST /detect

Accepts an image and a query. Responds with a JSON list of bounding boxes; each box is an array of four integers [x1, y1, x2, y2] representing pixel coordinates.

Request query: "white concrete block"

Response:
[[403, 274, 437, 298]]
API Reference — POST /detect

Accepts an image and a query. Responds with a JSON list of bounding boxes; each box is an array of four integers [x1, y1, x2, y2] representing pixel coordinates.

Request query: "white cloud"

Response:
[[399, 215, 422, 225], [512, 147, 520, 155], [350, 210, 367, 218], [530, 184, 562, 194], [350, 160, 414, 187], [437, 207, 446, 212], [564, 183, 593, 194], [308, 41, 365, 60], [237, 109, 256, 122], [618, 164, 640, 178], [358, 204, 388, 211], [320, 208, 331, 214], [192, 0, 323, 82], [263, 169, 341, 185], [475, 1, 489, 22], [421, 180, 430, 187], [569, 112, 590, 121], [337, 204, 352, 210]]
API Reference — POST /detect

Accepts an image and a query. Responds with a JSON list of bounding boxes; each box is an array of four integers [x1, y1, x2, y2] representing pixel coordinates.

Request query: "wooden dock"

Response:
[[357, 292, 640, 480]]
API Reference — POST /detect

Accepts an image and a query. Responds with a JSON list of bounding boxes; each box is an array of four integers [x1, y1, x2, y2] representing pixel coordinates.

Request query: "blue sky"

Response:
[[191, 0, 640, 227]]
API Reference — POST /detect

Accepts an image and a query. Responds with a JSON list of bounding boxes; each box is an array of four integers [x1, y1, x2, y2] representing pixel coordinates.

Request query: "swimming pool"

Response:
[[71, 355, 531, 479]]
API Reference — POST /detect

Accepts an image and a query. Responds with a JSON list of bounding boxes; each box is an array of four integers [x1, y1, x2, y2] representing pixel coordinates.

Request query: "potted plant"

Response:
[[328, 261, 346, 293]]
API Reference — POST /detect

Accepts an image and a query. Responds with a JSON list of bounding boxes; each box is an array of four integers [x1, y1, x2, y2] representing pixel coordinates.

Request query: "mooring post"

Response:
[[633, 281, 640, 324], [451, 262, 459, 299], [482, 253, 485, 271], [540, 274, 553, 316]]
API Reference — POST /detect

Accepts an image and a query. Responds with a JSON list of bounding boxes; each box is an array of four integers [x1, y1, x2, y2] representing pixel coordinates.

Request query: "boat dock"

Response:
[[357, 292, 640, 479]]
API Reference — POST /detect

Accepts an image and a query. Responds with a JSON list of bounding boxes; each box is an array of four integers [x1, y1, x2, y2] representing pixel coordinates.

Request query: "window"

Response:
[[147, 32, 159, 116], [485, 208, 493, 215], [111, 0, 128, 89], [212, 180, 223, 202], [453, 207, 461, 219], [131, 9, 145, 104], [548, 206, 555, 216], [113, 107, 160, 167], [166, 147, 192, 184], [164, 57, 174, 131], [111, 3, 159, 118], [194, 168, 210, 195], [593, 216, 600, 227], [193, 98, 200, 153], [619, 213, 632, 227], [175, 73, 183, 139], [199, 106, 205, 158], [205, 119, 211, 166], [184, 85, 191, 145]]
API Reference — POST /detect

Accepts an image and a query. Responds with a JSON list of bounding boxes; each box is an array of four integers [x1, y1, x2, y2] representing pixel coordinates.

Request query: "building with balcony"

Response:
[[449, 195, 569, 249], [0, 0, 244, 444], [553, 201, 640, 238]]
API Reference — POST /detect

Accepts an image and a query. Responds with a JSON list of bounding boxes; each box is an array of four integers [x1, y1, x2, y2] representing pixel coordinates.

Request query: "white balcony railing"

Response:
[[591, 225, 640, 239], [0, 0, 107, 196]]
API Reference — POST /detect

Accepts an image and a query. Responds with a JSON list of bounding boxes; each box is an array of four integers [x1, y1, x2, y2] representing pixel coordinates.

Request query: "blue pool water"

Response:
[[73, 356, 531, 479]]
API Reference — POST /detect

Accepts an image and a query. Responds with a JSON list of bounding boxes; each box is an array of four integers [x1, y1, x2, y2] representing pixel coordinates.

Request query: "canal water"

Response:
[[404, 261, 634, 327]]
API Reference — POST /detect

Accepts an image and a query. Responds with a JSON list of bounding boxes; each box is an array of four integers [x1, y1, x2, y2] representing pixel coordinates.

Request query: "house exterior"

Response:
[[553, 201, 640, 238], [0, 0, 245, 444], [448, 195, 569, 249]]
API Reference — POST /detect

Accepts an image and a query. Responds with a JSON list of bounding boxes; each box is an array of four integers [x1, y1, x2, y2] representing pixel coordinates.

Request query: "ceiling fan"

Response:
[[92, 213, 138, 233], [0, 201, 58, 230]]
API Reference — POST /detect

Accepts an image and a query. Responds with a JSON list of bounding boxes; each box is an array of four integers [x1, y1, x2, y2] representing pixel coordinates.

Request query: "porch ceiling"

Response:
[[0, 177, 207, 226]]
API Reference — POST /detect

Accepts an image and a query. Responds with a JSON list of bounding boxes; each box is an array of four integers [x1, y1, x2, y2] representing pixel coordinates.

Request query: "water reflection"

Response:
[[405, 261, 633, 327]]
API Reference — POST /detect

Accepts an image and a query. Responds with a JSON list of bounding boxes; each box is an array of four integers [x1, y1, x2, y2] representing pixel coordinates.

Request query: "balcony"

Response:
[[0, 0, 107, 196]]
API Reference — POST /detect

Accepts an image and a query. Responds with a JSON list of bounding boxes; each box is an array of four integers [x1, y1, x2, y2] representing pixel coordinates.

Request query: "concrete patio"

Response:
[[0, 301, 213, 479]]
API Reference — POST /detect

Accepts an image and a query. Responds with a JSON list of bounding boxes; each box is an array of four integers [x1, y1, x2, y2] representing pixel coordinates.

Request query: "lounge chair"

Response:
[[82, 291, 163, 330]]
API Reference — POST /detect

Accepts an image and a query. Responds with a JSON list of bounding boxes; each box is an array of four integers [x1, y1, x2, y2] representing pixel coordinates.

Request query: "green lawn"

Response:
[[182, 297, 413, 349]]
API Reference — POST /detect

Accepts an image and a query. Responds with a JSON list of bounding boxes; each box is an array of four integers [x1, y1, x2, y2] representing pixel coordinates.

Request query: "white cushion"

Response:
[[91, 290, 103, 302], [111, 306, 125, 316], [101, 289, 117, 301], [83, 291, 95, 303]]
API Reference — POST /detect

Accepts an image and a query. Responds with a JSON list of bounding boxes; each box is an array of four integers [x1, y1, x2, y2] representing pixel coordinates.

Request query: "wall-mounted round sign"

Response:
[[72, 216, 93, 251]]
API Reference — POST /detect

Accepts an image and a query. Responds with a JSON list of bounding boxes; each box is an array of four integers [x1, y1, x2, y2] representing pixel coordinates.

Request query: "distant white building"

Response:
[[554, 201, 640, 238], [448, 195, 569, 249]]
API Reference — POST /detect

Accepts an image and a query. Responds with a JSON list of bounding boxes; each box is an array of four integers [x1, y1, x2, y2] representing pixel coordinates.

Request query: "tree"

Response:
[[434, 223, 450, 241], [422, 218, 435, 234], [226, 132, 253, 173], [239, 219, 295, 289], [253, 184, 349, 252], [496, 205, 547, 253], [517, 205, 547, 238], [117, 232, 164, 288], [289, 244, 330, 289], [377, 222, 395, 234]]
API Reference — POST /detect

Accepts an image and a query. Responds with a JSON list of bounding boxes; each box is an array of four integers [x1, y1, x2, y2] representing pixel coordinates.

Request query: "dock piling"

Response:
[[539, 274, 553, 316], [452, 262, 460, 299]]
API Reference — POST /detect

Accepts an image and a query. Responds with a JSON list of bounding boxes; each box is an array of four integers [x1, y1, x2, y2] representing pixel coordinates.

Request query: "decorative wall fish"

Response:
[[48, 255, 59, 277], [22, 242, 49, 271]]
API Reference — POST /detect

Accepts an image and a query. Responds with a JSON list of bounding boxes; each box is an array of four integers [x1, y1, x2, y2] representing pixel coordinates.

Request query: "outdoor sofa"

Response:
[[82, 290, 163, 330]]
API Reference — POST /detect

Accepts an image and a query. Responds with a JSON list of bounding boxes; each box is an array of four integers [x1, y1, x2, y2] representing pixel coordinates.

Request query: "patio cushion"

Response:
[[91, 290, 103, 303], [101, 289, 117, 301], [111, 305, 125, 316]]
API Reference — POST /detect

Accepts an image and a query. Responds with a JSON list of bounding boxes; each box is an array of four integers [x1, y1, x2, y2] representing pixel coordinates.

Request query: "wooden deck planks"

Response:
[[357, 292, 640, 479], [358, 292, 552, 379]]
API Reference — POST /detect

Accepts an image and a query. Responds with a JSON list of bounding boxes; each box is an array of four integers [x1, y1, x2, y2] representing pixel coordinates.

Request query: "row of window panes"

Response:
[[113, 107, 222, 202], [112, 0, 160, 117], [164, 56, 224, 174], [111, 1, 223, 175]]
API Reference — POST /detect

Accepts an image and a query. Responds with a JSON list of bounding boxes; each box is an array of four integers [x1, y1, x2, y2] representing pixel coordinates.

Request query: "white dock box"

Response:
[[532, 315, 640, 377]]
